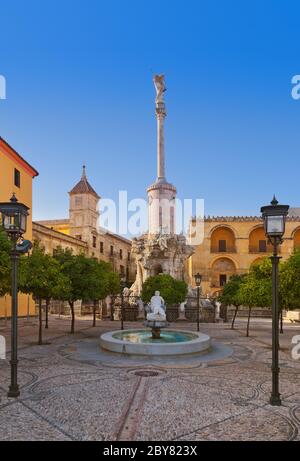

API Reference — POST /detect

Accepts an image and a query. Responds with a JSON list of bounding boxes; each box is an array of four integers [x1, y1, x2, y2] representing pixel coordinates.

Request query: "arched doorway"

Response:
[[211, 257, 237, 288]]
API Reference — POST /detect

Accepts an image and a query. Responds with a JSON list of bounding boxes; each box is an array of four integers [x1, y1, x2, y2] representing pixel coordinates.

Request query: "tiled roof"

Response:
[[69, 166, 100, 199]]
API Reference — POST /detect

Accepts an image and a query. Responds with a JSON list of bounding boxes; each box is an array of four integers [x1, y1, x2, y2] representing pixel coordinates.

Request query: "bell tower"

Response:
[[69, 165, 100, 247]]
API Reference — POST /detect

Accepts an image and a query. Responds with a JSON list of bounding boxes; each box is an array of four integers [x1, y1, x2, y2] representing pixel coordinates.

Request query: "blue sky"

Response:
[[0, 0, 300, 221]]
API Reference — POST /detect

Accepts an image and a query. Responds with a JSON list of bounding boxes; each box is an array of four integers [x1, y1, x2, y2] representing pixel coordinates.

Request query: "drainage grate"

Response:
[[134, 370, 160, 377]]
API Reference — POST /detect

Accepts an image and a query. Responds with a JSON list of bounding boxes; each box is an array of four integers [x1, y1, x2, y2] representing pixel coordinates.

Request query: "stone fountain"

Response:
[[100, 290, 211, 356]]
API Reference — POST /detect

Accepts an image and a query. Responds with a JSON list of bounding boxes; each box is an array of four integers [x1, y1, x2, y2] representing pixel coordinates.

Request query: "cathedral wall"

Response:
[[188, 218, 300, 296]]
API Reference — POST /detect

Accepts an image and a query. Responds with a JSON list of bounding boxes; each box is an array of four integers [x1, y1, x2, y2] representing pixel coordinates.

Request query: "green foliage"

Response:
[[0, 227, 11, 297], [53, 249, 94, 303], [84, 259, 119, 301], [141, 274, 188, 305], [218, 274, 246, 307], [280, 250, 300, 311], [19, 241, 71, 301], [238, 259, 272, 308]]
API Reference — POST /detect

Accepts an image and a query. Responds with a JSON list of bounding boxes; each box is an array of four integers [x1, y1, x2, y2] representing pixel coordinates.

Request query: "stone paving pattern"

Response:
[[0, 315, 299, 441]]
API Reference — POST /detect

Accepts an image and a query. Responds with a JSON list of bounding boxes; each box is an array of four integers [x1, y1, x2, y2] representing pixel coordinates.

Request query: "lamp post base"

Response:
[[7, 387, 20, 398], [270, 395, 281, 406]]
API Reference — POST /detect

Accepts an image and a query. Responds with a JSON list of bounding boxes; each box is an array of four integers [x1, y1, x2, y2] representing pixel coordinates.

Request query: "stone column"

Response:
[[156, 102, 166, 182]]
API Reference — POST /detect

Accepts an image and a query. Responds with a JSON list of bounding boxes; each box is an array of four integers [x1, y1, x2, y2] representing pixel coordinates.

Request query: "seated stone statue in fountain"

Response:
[[147, 291, 166, 321]]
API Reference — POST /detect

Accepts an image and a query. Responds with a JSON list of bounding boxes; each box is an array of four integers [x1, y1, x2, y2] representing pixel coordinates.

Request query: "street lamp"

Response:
[[0, 194, 30, 398], [120, 275, 127, 331], [194, 273, 202, 332], [261, 196, 289, 406]]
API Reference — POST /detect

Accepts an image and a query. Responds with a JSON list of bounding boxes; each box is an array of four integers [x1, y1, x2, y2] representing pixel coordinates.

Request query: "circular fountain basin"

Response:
[[100, 329, 211, 356]]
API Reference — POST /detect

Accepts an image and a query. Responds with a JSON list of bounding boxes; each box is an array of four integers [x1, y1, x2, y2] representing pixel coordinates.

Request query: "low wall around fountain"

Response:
[[100, 329, 211, 356]]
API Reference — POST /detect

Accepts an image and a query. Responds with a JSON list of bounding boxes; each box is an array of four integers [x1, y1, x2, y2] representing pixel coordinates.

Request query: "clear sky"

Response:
[[0, 0, 300, 221]]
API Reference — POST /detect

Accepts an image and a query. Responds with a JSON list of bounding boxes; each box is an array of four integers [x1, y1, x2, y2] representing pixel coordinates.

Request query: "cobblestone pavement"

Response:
[[0, 315, 299, 441]]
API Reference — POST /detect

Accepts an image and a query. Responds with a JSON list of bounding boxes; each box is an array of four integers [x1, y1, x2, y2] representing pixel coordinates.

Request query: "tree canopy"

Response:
[[141, 274, 188, 305]]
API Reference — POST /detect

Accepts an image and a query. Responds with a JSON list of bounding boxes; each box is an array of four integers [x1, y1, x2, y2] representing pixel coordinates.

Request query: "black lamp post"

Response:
[[194, 273, 202, 332], [261, 196, 289, 406], [120, 275, 127, 331], [0, 194, 30, 398]]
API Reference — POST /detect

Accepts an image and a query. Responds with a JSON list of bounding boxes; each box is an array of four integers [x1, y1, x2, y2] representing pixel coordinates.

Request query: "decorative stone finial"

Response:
[[10, 193, 18, 203], [271, 195, 279, 206], [82, 165, 86, 179]]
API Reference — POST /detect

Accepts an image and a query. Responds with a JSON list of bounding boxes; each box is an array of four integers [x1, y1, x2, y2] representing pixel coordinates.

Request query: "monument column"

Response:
[[156, 101, 166, 182], [154, 75, 167, 182]]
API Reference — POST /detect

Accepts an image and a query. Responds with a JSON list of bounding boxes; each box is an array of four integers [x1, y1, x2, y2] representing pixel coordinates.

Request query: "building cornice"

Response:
[[0, 136, 39, 178]]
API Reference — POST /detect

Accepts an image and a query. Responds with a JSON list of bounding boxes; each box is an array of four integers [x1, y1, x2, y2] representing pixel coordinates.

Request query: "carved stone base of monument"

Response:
[[130, 233, 194, 297]]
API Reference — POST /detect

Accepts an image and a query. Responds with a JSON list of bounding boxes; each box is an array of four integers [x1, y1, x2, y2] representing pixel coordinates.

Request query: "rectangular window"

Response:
[[119, 249, 123, 260], [14, 169, 20, 188], [120, 265, 125, 277], [220, 274, 227, 287], [219, 240, 227, 252], [75, 196, 82, 208], [259, 240, 267, 252], [110, 245, 114, 256], [100, 242, 104, 254], [127, 252, 130, 262], [92, 236, 96, 248]]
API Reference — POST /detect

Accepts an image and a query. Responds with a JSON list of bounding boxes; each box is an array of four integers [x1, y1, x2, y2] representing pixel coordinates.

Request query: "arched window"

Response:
[[211, 227, 236, 253], [249, 227, 272, 253]]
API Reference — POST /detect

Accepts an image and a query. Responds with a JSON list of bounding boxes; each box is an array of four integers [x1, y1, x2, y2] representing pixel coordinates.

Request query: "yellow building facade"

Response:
[[188, 215, 300, 296], [0, 137, 38, 317]]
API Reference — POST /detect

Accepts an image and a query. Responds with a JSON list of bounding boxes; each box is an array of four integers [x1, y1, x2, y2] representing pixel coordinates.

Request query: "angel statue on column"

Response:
[[153, 74, 166, 104]]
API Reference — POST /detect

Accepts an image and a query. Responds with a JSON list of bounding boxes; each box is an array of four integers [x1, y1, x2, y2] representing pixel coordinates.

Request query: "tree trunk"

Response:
[[45, 298, 50, 329], [93, 300, 97, 327], [111, 297, 115, 321], [69, 301, 75, 334], [38, 298, 43, 345], [246, 306, 252, 337], [231, 305, 239, 329]]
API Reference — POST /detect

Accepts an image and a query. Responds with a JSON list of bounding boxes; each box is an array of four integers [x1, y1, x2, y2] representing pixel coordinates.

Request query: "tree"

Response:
[[53, 248, 99, 333], [0, 227, 11, 298], [141, 274, 188, 305], [19, 242, 70, 344], [84, 259, 119, 327], [218, 274, 246, 329], [238, 258, 272, 336], [280, 250, 300, 311]]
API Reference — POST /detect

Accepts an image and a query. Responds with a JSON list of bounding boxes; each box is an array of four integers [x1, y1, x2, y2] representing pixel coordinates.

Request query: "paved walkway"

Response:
[[0, 315, 299, 441]]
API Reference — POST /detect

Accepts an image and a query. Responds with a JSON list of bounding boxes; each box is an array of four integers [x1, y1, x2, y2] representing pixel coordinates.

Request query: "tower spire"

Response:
[[82, 164, 86, 179]]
